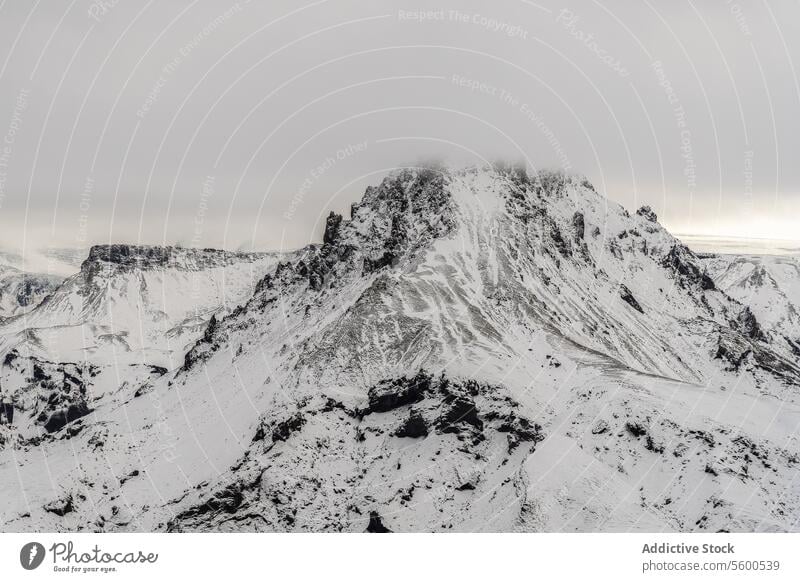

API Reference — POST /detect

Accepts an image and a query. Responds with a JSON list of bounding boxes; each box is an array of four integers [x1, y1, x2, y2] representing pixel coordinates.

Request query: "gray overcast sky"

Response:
[[0, 0, 798, 254]]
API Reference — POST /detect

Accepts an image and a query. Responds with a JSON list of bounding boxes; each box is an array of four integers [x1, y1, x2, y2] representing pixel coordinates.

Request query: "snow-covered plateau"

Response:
[[0, 165, 798, 533]]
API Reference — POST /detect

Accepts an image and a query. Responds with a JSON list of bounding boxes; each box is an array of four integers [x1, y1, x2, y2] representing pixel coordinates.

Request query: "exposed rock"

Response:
[[119, 470, 141, 485], [43, 495, 74, 516], [637, 206, 658, 222], [393, 410, 429, 438], [323, 212, 343, 245], [572, 211, 585, 239], [82, 244, 266, 272], [714, 334, 751, 372], [619, 284, 644, 313], [734, 307, 765, 342], [363, 372, 432, 414], [626, 421, 647, 438], [271, 413, 306, 442], [168, 478, 258, 530], [662, 245, 716, 291], [546, 218, 571, 258], [645, 435, 665, 454], [438, 396, 483, 433], [365, 511, 392, 533], [43, 402, 92, 434]]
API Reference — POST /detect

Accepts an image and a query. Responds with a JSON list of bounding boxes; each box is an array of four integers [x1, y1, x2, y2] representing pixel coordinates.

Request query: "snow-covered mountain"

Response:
[[0, 245, 283, 447], [1, 165, 798, 533], [0, 245, 283, 370], [702, 254, 800, 357], [0, 266, 63, 320]]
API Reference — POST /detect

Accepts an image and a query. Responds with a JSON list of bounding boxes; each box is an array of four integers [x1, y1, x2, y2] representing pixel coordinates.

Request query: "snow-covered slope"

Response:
[[0, 245, 283, 370], [0, 245, 283, 443], [0, 266, 63, 320], [1, 166, 798, 533], [703, 254, 800, 355]]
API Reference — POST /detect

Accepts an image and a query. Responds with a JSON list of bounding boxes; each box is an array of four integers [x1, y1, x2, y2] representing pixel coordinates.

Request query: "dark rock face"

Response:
[[626, 421, 647, 438], [203, 483, 245, 515], [496, 413, 542, 451], [619, 284, 644, 313], [0, 270, 61, 318], [1, 351, 98, 433], [662, 245, 716, 291], [365, 511, 392, 533], [271, 413, 306, 442], [203, 314, 218, 343], [181, 167, 458, 366], [734, 307, 765, 342], [714, 330, 800, 383], [323, 212, 343, 245], [43, 495, 74, 516], [86, 244, 174, 268], [786, 337, 800, 357], [15, 277, 52, 306], [43, 402, 92, 434], [357, 168, 455, 275], [167, 475, 262, 531], [438, 396, 483, 433], [714, 334, 751, 372], [546, 218, 571, 258], [308, 167, 457, 285], [362, 250, 396, 274], [393, 410, 429, 438], [181, 314, 224, 372], [572, 211, 585, 240], [361, 372, 543, 452], [637, 206, 658, 222], [364, 372, 432, 414], [498, 170, 605, 268], [645, 435, 665, 454], [750, 345, 800, 383]]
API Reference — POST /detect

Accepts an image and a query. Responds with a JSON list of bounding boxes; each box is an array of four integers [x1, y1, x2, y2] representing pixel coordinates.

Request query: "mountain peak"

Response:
[[636, 205, 658, 222]]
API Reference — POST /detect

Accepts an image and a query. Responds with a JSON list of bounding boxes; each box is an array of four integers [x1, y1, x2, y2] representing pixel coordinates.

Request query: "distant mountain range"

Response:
[[0, 165, 798, 533]]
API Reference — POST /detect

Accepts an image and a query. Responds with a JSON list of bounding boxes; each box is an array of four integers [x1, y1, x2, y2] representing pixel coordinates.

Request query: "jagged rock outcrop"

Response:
[[661, 244, 716, 291], [637, 205, 658, 222], [619, 284, 644, 313]]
